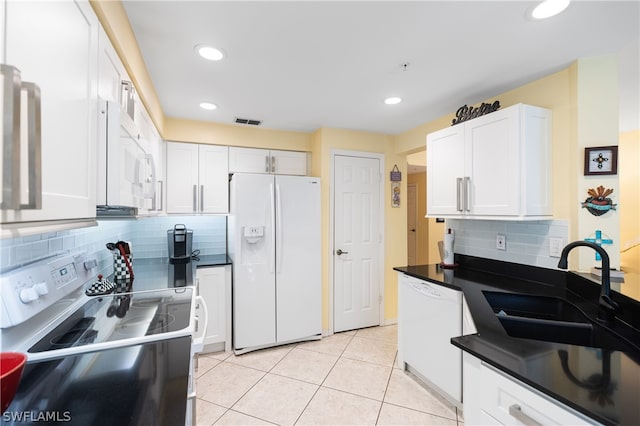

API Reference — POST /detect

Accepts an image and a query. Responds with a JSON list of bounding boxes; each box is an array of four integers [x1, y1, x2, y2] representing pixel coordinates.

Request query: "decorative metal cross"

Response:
[[584, 230, 613, 261]]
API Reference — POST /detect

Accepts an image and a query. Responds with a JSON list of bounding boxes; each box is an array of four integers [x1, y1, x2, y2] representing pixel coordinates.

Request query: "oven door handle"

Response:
[[193, 295, 208, 354]]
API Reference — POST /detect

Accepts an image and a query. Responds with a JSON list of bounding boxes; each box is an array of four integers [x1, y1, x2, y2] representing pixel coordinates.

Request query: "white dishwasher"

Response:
[[398, 272, 463, 407]]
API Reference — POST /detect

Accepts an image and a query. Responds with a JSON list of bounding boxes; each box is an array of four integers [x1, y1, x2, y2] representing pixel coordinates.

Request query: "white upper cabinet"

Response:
[[229, 147, 308, 175], [427, 103, 552, 219], [1, 0, 98, 224], [166, 142, 228, 214]]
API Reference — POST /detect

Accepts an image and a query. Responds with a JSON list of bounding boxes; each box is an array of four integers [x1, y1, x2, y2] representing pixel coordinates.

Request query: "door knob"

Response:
[[410, 228, 416, 232], [336, 249, 349, 256]]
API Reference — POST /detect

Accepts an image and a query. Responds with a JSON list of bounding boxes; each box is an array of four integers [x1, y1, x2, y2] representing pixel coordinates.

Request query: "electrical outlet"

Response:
[[549, 237, 564, 258], [496, 234, 506, 251]]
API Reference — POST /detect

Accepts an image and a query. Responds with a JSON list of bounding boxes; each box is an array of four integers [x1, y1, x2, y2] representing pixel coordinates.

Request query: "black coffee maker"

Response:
[[167, 224, 193, 264]]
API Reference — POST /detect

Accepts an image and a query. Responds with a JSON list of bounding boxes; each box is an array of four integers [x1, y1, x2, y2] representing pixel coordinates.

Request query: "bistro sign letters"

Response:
[[451, 101, 501, 126]]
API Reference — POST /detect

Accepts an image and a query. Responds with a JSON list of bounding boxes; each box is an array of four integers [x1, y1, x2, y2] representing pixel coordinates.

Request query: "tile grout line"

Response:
[[293, 332, 356, 425], [374, 350, 397, 425]]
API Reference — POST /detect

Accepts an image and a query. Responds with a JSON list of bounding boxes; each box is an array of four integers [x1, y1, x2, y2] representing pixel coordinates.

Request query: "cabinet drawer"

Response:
[[475, 359, 597, 425]]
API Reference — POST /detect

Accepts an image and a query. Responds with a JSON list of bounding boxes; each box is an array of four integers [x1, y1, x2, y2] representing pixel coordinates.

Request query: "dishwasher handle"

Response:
[[407, 281, 443, 299]]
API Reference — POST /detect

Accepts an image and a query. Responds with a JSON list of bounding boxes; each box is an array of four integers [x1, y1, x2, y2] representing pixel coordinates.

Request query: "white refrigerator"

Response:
[[229, 173, 321, 353]]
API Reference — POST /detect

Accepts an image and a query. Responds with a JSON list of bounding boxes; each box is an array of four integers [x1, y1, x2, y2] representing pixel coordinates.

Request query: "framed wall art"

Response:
[[584, 146, 618, 176]]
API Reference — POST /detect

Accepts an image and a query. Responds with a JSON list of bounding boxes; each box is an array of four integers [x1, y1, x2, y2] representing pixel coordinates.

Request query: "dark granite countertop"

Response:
[[110, 254, 231, 291], [394, 256, 640, 426]]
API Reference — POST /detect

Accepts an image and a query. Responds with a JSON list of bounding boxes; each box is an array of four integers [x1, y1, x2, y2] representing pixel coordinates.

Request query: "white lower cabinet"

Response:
[[463, 353, 599, 425], [196, 265, 231, 352]]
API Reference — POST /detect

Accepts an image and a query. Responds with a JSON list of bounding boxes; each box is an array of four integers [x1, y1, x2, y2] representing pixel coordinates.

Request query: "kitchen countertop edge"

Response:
[[394, 257, 640, 426]]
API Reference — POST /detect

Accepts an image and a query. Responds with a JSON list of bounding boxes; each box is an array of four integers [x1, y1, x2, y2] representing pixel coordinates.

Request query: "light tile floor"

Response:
[[195, 325, 464, 425]]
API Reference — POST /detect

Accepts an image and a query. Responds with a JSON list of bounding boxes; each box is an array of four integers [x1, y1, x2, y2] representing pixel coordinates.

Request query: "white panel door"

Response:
[[426, 125, 465, 216], [466, 107, 519, 216], [165, 142, 199, 213], [231, 173, 276, 350], [275, 175, 321, 342], [334, 155, 381, 332], [199, 144, 229, 213], [407, 183, 417, 266]]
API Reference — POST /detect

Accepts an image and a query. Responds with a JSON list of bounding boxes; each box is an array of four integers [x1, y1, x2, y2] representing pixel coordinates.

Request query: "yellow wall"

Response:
[[619, 130, 640, 299], [163, 117, 312, 151], [407, 172, 442, 265], [575, 56, 621, 270]]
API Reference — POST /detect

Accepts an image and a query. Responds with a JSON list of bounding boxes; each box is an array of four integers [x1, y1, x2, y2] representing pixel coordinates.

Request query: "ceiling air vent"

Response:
[[234, 117, 262, 126]]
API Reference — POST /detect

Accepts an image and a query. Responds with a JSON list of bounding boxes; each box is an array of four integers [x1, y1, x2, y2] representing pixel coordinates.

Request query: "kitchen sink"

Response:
[[483, 291, 589, 323], [483, 291, 640, 354]]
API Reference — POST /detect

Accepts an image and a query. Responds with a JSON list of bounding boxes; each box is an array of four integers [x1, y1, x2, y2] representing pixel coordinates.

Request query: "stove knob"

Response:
[[19, 287, 39, 303], [34, 282, 49, 296]]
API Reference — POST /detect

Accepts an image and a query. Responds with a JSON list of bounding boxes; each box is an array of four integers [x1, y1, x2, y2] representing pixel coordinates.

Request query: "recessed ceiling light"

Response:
[[531, 0, 570, 19], [384, 97, 402, 105], [195, 45, 224, 61], [200, 102, 217, 110]]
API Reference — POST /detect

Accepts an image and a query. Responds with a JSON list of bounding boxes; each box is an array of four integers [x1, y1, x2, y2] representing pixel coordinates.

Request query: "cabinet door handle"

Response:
[[271, 156, 276, 173], [158, 180, 163, 211], [20, 81, 42, 210], [463, 177, 471, 212], [508, 404, 543, 426], [193, 185, 197, 212], [153, 180, 164, 211], [1, 66, 42, 210], [2, 66, 41, 210], [265, 155, 270, 172], [456, 177, 463, 212], [2, 65, 22, 209], [200, 185, 204, 211]]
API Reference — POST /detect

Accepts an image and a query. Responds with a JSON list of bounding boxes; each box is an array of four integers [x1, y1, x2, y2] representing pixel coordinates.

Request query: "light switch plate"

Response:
[[496, 234, 506, 251], [549, 237, 564, 258]]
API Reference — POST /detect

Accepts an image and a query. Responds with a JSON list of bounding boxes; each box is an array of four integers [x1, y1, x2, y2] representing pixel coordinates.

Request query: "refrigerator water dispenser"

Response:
[[241, 226, 266, 264]]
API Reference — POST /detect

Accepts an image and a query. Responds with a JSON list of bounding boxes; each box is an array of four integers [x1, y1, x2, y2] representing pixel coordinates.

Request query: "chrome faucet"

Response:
[[557, 241, 620, 323]]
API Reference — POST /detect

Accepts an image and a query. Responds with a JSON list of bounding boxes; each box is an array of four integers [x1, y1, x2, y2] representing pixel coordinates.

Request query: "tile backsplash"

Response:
[[447, 219, 569, 269], [1, 216, 227, 273]]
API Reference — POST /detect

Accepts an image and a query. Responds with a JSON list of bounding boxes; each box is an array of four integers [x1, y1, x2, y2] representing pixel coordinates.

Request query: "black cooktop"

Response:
[[29, 288, 193, 353]]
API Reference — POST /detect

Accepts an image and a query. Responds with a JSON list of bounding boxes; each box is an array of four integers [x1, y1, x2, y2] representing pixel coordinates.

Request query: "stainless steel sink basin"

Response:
[[483, 291, 639, 354]]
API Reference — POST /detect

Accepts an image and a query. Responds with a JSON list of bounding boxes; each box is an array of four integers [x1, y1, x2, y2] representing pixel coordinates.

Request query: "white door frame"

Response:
[[407, 183, 417, 266], [329, 149, 385, 335]]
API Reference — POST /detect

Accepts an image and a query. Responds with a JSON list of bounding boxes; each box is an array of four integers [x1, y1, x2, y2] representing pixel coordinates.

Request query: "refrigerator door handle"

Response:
[[276, 183, 283, 273], [269, 183, 276, 273]]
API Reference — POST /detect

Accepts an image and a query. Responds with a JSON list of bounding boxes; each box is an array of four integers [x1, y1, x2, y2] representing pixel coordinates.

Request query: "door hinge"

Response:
[[379, 294, 382, 304]]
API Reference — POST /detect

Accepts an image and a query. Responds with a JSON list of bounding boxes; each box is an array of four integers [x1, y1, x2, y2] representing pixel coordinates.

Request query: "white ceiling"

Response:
[[122, 0, 640, 135]]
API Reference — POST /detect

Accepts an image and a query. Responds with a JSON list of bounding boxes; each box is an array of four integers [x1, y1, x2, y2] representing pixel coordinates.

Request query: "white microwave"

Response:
[[96, 99, 156, 217]]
